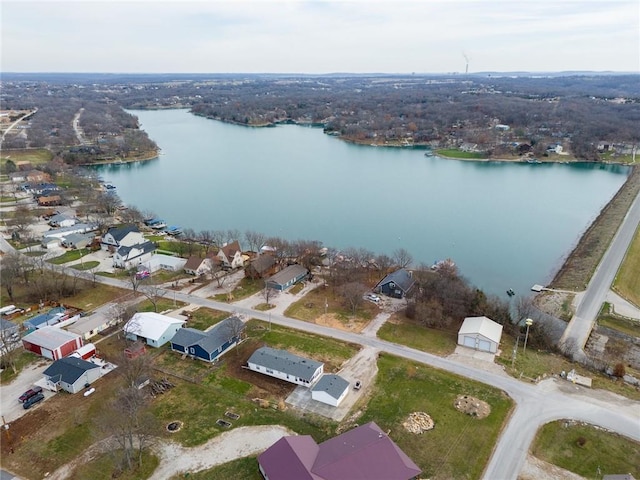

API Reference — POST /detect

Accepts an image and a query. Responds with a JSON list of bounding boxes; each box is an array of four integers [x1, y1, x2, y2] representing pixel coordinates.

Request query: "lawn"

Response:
[[359, 353, 513, 479], [1, 148, 53, 165], [0, 350, 42, 384], [68, 450, 159, 480], [62, 283, 133, 310], [436, 148, 487, 159], [137, 298, 186, 313], [213, 277, 263, 302], [47, 249, 92, 265], [284, 285, 377, 325], [531, 420, 640, 478], [377, 315, 458, 356], [71, 260, 101, 271], [186, 307, 231, 331], [614, 223, 640, 306]]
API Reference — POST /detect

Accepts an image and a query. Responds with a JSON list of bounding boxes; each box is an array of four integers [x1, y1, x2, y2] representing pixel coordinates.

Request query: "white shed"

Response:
[[311, 374, 350, 407], [457, 316, 503, 353], [124, 312, 185, 348]]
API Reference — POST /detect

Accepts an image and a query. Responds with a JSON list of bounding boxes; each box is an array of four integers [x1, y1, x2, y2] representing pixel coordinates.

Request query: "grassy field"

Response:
[[552, 166, 640, 290], [284, 285, 377, 325], [377, 316, 458, 356], [614, 223, 640, 306], [71, 260, 101, 271], [213, 277, 263, 302], [436, 148, 487, 159], [531, 420, 640, 478], [68, 451, 159, 480], [186, 307, 231, 330], [1, 148, 54, 165], [360, 353, 513, 479], [47, 249, 92, 265]]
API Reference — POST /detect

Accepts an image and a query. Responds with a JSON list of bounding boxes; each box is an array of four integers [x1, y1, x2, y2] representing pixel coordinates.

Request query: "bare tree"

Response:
[[0, 326, 22, 374], [139, 282, 165, 312], [1, 251, 26, 301], [339, 282, 368, 315], [221, 317, 246, 356], [244, 230, 266, 253], [127, 268, 144, 293], [393, 247, 413, 269], [262, 281, 278, 307], [7, 204, 36, 236]]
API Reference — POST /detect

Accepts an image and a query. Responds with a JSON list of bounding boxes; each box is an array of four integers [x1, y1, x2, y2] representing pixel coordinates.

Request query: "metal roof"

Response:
[[459, 316, 503, 343], [22, 325, 80, 350]]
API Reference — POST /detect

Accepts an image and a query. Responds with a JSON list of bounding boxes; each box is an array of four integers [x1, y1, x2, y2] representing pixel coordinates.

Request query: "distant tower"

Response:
[[463, 53, 470, 74]]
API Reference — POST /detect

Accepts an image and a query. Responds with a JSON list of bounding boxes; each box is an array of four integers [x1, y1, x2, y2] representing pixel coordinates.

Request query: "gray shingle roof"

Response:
[[311, 374, 349, 400], [43, 357, 100, 384], [267, 264, 308, 286], [248, 347, 323, 381], [171, 317, 244, 355], [376, 268, 415, 293], [107, 224, 140, 242]]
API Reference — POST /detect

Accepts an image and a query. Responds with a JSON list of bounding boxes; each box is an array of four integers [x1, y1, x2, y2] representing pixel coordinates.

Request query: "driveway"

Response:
[[285, 346, 379, 421], [0, 360, 55, 423]]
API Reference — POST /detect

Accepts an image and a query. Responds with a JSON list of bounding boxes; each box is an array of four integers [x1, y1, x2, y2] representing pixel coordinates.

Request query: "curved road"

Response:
[[1, 237, 639, 479], [561, 183, 640, 357]]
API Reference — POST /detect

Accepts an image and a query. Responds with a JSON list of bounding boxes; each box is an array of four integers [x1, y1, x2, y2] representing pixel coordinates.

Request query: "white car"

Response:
[[364, 293, 381, 303]]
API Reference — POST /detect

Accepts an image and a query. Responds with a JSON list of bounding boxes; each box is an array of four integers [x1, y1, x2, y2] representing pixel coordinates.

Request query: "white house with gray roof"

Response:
[[311, 374, 350, 406], [247, 346, 324, 387]]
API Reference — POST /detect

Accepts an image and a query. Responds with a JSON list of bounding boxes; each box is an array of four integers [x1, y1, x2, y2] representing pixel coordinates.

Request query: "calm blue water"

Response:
[[96, 109, 630, 297]]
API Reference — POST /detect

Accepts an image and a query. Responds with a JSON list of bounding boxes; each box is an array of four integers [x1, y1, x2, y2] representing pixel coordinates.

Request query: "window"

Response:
[[266, 368, 274, 374]]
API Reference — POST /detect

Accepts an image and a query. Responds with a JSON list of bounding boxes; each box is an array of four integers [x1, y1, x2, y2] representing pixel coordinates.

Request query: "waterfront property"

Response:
[[258, 421, 421, 480], [244, 253, 279, 279], [101, 224, 145, 252], [184, 256, 212, 276], [375, 268, 416, 299], [247, 346, 324, 387]]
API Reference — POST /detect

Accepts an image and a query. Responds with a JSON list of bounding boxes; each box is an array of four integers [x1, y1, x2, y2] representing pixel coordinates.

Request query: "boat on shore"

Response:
[[165, 226, 182, 236]]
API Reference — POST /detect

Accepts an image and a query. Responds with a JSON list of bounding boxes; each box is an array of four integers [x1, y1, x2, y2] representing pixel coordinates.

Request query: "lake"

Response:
[[95, 108, 631, 297]]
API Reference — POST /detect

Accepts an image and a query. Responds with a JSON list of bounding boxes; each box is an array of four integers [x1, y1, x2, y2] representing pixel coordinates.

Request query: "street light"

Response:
[[523, 318, 533, 354]]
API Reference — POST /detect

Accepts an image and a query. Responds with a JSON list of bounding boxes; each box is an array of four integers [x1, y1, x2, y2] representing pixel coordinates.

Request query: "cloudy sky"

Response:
[[1, 0, 638, 73]]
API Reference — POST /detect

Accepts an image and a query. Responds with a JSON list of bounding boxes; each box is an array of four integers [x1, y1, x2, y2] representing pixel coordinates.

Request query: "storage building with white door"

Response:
[[457, 316, 503, 354]]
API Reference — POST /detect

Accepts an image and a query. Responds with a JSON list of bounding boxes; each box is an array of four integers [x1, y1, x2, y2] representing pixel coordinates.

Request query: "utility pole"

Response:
[[512, 335, 520, 368]]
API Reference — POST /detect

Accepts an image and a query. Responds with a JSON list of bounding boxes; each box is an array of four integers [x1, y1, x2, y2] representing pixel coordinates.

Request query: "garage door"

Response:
[[478, 340, 492, 352], [463, 336, 476, 348], [41, 348, 54, 360]]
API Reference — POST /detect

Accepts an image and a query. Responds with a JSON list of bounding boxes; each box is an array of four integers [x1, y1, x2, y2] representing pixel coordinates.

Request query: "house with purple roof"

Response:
[[258, 421, 421, 480]]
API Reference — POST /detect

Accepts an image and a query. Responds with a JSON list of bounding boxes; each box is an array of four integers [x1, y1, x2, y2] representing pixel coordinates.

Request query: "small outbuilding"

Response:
[[123, 312, 185, 348], [23, 307, 67, 331], [311, 374, 350, 407], [22, 326, 83, 360], [43, 356, 102, 393], [141, 253, 187, 273], [265, 264, 309, 291], [457, 316, 503, 353], [247, 346, 323, 387]]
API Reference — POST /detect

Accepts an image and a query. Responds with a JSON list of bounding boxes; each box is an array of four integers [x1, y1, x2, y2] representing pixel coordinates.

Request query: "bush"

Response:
[[576, 436, 587, 447], [613, 363, 626, 378]]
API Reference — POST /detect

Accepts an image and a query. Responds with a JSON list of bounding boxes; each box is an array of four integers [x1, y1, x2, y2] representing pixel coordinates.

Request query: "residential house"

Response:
[[457, 316, 503, 354], [123, 312, 185, 348], [112, 241, 156, 269], [101, 224, 146, 252], [258, 421, 421, 480], [184, 256, 212, 276], [217, 240, 244, 269], [141, 253, 187, 273], [265, 264, 309, 291], [23, 307, 67, 331], [0, 318, 19, 337], [311, 374, 350, 407], [170, 316, 245, 362], [43, 223, 98, 240], [245, 254, 279, 279], [25, 170, 51, 183], [247, 346, 323, 387], [66, 314, 118, 341], [61, 233, 95, 250], [48, 213, 77, 228], [43, 357, 102, 393], [37, 195, 62, 207], [374, 269, 415, 299], [22, 326, 83, 360]]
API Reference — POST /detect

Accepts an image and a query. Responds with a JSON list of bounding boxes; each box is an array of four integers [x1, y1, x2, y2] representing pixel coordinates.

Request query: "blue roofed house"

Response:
[[43, 357, 102, 393], [247, 346, 324, 387], [374, 268, 416, 299], [170, 316, 245, 362]]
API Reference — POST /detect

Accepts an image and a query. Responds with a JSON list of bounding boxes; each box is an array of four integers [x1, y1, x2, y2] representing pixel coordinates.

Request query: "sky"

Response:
[[1, 0, 639, 74]]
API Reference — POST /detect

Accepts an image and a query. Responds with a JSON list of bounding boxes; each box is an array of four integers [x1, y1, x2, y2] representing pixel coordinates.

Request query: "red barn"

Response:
[[22, 326, 83, 360]]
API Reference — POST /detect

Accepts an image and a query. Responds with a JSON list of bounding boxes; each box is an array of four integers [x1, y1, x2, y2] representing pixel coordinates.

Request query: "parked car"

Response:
[[22, 392, 45, 409], [135, 270, 150, 280], [364, 293, 380, 303], [18, 386, 43, 403], [354, 380, 362, 390]]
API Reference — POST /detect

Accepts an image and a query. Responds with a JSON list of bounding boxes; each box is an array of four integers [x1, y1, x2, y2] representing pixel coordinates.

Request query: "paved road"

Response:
[[2, 239, 639, 479], [561, 186, 640, 356]]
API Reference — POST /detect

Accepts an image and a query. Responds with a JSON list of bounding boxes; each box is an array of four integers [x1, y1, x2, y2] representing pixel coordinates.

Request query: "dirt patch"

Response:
[[533, 291, 575, 319], [454, 394, 491, 419], [226, 342, 296, 400], [314, 313, 366, 333], [402, 412, 435, 434]]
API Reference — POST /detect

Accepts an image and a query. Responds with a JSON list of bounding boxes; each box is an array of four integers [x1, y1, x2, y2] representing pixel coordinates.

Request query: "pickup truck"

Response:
[[19, 386, 43, 403]]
